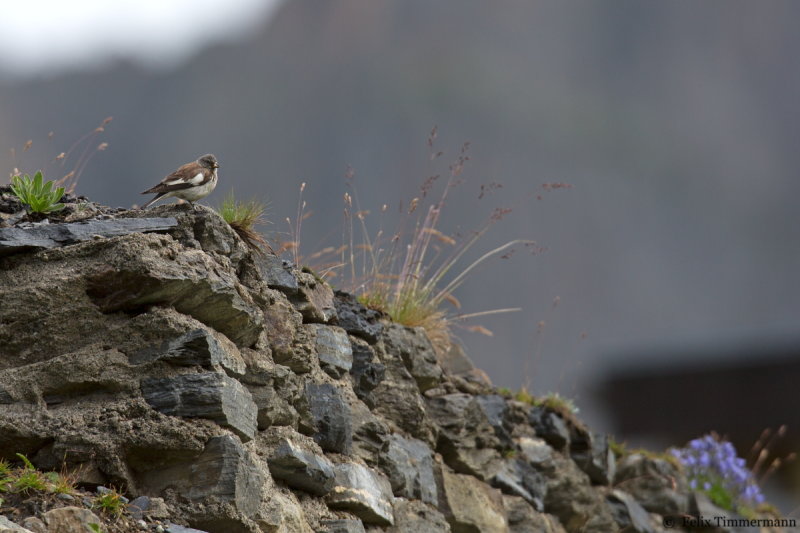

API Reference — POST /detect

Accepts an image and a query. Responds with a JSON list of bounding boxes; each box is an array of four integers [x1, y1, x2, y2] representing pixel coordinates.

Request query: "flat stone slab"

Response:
[[326, 463, 395, 526], [0, 217, 178, 255], [268, 438, 336, 496], [142, 372, 257, 442]]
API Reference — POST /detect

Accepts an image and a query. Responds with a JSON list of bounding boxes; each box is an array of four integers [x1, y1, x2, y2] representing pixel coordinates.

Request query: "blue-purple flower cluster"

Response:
[[671, 434, 765, 508]]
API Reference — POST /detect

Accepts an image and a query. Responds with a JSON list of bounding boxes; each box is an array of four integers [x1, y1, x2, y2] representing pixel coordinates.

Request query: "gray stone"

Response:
[[368, 341, 433, 443], [542, 453, 619, 533], [254, 254, 300, 293], [382, 324, 442, 392], [490, 458, 546, 512], [130, 328, 245, 378], [268, 438, 336, 496], [247, 383, 299, 430], [349, 339, 385, 402], [41, 506, 103, 533], [425, 393, 500, 477], [350, 401, 391, 465], [607, 489, 655, 533], [528, 407, 570, 451], [334, 290, 383, 343], [476, 394, 513, 446], [614, 453, 688, 516], [0, 516, 34, 533], [326, 463, 395, 526], [379, 435, 437, 504], [319, 519, 366, 533], [516, 437, 555, 471], [187, 435, 265, 517], [306, 383, 353, 454], [291, 271, 337, 323], [388, 499, 451, 533], [19, 517, 45, 533], [570, 432, 615, 486], [128, 495, 152, 520], [85, 236, 263, 347], [255, 490, 313, 533], [436, 468, 510, 533], [141, 372, 257, 442], [165, 525, 210, 533], [0, 217, 178, 256], [308, 324, 353, 378], [503, 495, 566, 533]]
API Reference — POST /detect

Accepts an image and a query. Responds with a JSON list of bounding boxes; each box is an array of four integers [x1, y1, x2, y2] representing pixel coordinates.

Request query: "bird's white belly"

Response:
[[171, 174, 217, 202]]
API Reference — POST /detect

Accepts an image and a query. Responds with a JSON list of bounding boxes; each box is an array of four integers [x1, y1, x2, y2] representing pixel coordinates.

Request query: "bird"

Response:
[[140, 154, 219, 210]]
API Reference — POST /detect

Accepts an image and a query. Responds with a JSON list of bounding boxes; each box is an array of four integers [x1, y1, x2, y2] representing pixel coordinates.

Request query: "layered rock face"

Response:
[[0, 205, 772, 532]]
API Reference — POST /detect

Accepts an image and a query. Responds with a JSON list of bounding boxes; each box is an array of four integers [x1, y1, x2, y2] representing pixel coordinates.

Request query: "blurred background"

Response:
[[2, 0, 799, 506]]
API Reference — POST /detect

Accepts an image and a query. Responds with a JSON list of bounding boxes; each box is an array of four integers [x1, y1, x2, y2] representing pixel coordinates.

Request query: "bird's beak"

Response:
[[214, 163, 220, 169]]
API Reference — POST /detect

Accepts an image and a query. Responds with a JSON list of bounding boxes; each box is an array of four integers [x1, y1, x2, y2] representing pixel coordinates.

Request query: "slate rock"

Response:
[[187, 435, 265, 517], [382, 324, 442, 392], [379, 435, 437, 504], [437, 468, 510, 533], [308, 324, 353, 378], [130, 328, 245, 377], [503, 495, 566, 533], [614, 453, 688, 516], [85, 236, 263, 347], [247, 383, 299, 430], [570, 432, 615, 486], [476, 394, 513, 446], [306, 383, 353, 454], [425, 393, 500, 477], [319, 519, 367, 533], [516, 437, 555, 471], [267, 438, 336, 496], [256, 490, 313, 533], [543, 453, 619, 533], [490, 458, 547, 512], [388, 499, 451, 533], [326, 463, 395, 526], [0, 217, 178, 256], [166, 525, 210, 533], [254, 253, 300, 293], [349, 338, 385, 402], [291, 270, 337, 323], [141, 372, 257, 442], [0, 387, 13, 404], [334, 290, 383, 342], [528, 407, 570, 451], [607, 489, 655, 533]]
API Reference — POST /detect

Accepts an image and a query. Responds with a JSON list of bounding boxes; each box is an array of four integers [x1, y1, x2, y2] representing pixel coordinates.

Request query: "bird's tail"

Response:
[[140, 194, 164, 210]]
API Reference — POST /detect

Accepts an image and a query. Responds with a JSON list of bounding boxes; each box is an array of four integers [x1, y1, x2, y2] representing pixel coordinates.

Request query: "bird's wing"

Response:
[[142, 162, 210, 194]]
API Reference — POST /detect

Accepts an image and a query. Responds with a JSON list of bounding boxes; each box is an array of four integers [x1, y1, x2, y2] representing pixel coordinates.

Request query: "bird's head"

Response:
[[198, 154, 219, 169]]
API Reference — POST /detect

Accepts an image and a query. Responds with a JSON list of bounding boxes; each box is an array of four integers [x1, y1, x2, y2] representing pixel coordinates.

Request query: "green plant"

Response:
[[93, 489, 125, 516], [343, 131, 530, 354], [88, 524, 102, 533], [0, 458, 10, 477], [217, 192, 271, 252], [12, 470, 47, 494], [9, 171, 65, 213], [534, 392, 580, 415]]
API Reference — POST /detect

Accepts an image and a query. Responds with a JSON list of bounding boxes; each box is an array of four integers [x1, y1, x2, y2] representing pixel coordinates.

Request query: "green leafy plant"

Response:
[[88, 524, 103, 533], [217, 192, 271, 252], [10, 171, 65, 213], [93, 489, 125, 516], [12, 470, 48, 494]]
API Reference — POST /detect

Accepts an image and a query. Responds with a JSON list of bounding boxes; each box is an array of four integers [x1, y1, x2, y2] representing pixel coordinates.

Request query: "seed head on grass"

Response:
[[217, 192, 272, 253]]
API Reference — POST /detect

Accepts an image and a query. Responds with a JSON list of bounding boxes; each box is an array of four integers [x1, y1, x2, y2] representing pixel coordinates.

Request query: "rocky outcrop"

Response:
[[0, 202, 791, 532]]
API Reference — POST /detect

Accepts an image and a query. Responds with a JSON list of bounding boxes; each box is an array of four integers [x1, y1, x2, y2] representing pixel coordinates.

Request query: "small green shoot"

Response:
[[88, 524, 103, 533], [217, 192, 271, 252], [94, 489, 125, 516], [0, 458, 10, 476], [15, 453, 35, 470], [10, 171, 66, 213], [12, 470, 48, 494]]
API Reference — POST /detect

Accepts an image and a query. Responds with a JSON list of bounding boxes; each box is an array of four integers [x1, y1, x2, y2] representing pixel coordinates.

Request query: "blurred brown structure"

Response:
[[598, 340, 800, 506]]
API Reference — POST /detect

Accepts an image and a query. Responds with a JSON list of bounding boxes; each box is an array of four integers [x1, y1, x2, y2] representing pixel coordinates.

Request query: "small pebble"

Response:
[[56, 493, 75, 501], [137, 520, 148, 529]]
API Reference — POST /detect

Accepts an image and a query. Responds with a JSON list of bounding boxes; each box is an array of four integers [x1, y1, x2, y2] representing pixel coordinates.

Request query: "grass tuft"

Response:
[[93, 489, 125, 516], [217, 192, 272, 253]]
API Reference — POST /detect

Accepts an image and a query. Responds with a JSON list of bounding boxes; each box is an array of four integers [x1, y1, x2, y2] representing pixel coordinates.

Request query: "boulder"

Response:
[[326, 463, 395, 526], [267, 438, 336, 496]]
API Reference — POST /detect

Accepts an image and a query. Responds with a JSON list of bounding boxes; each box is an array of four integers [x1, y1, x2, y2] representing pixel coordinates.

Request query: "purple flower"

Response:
[[672, 434, 765, 508]]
